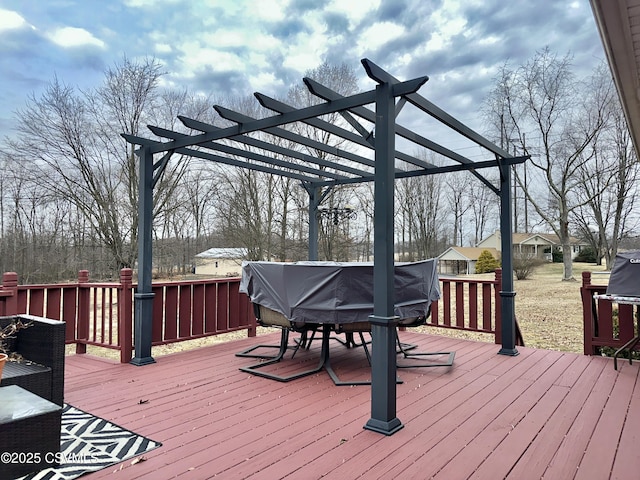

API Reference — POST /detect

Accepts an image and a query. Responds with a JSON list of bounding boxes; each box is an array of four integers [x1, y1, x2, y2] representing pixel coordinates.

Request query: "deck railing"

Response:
[[426, 269, 502, 342], [580, 271, 638, 356], [0, 268, 504, 363]]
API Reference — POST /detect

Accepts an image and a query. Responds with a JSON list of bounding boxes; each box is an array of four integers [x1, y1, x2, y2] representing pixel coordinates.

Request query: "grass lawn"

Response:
[[425, 261, 609, 354]]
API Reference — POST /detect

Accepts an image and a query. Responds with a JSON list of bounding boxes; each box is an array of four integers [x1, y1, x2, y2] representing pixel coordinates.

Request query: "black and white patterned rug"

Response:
[[19, 405, 162, 480]]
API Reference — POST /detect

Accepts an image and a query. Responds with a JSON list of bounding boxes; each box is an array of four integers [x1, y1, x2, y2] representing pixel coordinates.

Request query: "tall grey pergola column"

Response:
[[364, 79, 403, 435], [306, 185, 320, 261], [131, 146, 156, 366], [498, 160, 518, 356], [305, 183, 334, 261]]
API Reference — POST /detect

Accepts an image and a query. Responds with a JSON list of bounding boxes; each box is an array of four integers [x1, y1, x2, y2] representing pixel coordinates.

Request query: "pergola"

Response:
[[123, 59, 527, 436]]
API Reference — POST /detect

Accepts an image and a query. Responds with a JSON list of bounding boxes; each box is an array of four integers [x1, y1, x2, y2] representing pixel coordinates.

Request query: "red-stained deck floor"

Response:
[[63, 331, 640, 480]]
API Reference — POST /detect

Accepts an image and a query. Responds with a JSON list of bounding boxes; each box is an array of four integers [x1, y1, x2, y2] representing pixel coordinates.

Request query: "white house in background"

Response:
[[194, 248, 248, 277], [438, 247, 500, 275], [476, 230, 587, 261]]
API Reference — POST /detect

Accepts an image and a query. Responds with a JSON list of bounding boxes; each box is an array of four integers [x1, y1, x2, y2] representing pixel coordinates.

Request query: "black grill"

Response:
[[606, 251, 640, 297]]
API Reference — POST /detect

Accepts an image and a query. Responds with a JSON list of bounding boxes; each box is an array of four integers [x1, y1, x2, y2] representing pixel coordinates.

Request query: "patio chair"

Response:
[[0, 315, 66, 406], [331, 321, 407, 386], [395, 316, 455, 368], [333, 322, 372, 363], [238, 305, 329, 382], [236, 304, 318, 361]]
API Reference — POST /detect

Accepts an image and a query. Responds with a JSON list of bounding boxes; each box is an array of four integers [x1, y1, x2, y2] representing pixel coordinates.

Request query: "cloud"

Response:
[[0, 0, 607, 146], [47, 27, 106, 49], [0, 9, 32, 32], [123, 0, 182, 7]]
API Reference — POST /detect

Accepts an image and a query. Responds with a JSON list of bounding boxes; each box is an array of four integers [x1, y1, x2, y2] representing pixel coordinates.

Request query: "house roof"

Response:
[[518, 233, 558, 245], [518, 233, 586, 246], [590, 0, 640, 157], [480, 230, 585, 247], [195, 248, 248, 259], [438, 247, 500, 261]]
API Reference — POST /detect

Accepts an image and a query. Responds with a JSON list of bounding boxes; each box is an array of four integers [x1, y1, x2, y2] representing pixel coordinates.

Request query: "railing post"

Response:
[[581, 271, 594, 355], [2, 272, 18, 316], [119, 268, 134, 363], [76, 270, 90, 354], [494, 268, 502, 345]]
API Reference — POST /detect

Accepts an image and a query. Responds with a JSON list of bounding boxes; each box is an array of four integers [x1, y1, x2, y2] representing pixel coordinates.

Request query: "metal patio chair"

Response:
[[236, 304, 318, 362], [395, 316, 455, 368]]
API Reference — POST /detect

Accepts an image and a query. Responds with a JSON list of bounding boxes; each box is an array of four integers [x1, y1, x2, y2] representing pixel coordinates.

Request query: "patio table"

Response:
[[239, 259, 443, 385]]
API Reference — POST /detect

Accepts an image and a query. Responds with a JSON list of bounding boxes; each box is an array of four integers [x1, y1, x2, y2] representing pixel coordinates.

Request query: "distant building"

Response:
[[477, 231, 587, 261], [438, 247, 500, 275], [194, 248, 248, 277]]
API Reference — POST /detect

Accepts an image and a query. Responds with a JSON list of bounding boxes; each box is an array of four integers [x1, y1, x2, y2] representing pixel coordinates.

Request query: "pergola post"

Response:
[[364, 80, 403, 435], [131, 146, 156, 366], [498, 163, 519, 356], [306, 183, 321, 261]]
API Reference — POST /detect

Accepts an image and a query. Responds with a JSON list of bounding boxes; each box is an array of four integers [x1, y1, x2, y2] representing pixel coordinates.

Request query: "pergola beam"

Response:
[[178, 115, 376, 177], [147, 125, 350, 180], [304, 76, 499, 193], [214, 106, 379, 169], [310, 156, 528, 188], [257, 92, 435, 172], [363, 59, 511, 158]]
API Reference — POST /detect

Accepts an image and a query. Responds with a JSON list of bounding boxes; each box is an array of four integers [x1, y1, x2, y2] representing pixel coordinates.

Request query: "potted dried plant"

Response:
[[0, 318, 33, 378]]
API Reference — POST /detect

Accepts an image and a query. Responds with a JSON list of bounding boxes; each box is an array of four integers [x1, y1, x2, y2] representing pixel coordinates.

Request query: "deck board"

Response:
[[576, 361, 637, 480], [62, 331, 640, 479]]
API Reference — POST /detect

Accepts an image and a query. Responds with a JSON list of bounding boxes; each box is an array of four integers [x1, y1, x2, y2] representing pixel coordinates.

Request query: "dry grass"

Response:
[[67, 262, 608, 361], [512, 262, 609, 352], [424, 262, 609, 353]]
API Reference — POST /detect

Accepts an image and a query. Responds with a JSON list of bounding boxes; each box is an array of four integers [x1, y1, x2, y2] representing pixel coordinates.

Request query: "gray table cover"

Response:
[[240, 259, 440, 324]]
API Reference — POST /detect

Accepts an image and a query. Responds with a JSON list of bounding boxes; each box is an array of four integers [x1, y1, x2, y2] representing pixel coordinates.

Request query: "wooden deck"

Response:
[[64, 331, 640, 480]]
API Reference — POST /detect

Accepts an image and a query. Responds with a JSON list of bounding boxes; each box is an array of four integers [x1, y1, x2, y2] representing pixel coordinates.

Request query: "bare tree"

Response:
[[287, 61, 361, 260], [484, 48, 612, 280], [574, 89, 639, 268], [6, 57, 192, 273], [444, 171, 472, 246], [396, 154, 445, 259], [468, 179, 499, 246]]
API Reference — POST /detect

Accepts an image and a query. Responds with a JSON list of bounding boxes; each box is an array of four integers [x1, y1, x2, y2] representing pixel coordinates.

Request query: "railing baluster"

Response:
[[469, 283, 478, 330]]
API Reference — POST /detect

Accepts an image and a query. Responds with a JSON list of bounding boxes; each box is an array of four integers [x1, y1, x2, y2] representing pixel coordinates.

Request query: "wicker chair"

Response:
[[0, 315, 66, 406]]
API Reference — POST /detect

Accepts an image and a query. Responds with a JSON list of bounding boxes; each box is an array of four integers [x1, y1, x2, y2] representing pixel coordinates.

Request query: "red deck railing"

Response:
[[426, 269, 502, 342], [580, 271, 638, 356], [0, 268, 504, 363]]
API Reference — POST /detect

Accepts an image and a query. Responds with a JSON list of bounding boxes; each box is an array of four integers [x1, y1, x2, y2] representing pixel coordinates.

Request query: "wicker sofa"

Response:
[[0, 315, 65, 406]]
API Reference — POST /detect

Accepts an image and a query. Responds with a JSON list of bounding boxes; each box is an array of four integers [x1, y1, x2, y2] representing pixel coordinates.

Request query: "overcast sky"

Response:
[[0, 0, 606, 151]]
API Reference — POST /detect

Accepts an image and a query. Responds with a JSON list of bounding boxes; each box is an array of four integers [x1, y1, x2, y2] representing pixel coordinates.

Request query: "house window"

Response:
[[215, 261, 219, 268]]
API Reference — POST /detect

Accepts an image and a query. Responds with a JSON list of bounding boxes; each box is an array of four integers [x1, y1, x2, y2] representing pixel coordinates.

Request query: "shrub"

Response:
[[574, 247, 597, 263], [512, 253, 545, 280], [475, 250, 500, 273]]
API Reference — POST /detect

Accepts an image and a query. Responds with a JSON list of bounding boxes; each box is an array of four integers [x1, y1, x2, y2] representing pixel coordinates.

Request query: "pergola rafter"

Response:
[[123, 58, 527, 436]]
